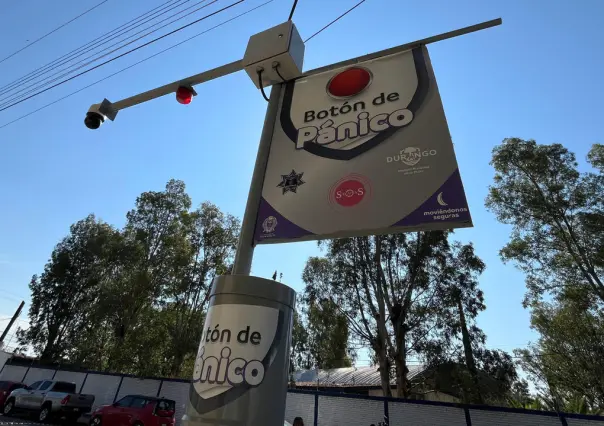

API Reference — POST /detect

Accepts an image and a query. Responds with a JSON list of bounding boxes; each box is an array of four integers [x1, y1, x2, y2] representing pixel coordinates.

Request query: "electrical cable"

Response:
[[0, 0, 110, 65], [0, 0, 205, 105], [273, 63, 286, 82], [257, 69, 270, 101], [0, 0, 274, 129], [287, 0, 298, 21], [0, 0, 193, 100], [0, 0, 217, 107], [0, 0, 243, 112], [304, 0, 367, 43], [0, 0, 188, 96]]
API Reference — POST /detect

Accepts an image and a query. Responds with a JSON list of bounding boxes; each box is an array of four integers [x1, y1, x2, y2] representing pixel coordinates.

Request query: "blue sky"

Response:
[[1, 0, 603, 364]]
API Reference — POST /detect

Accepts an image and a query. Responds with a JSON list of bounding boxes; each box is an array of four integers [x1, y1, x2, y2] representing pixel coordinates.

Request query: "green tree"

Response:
[[18, 215, 121, 361], [485, 138, 604, 306], [515, 295, 604, 410], [19, 180, 240, 378], [427, 242, 487, 403], [306, 298, 354, 369], [160, 201, 239, 376], [303, 233, 486, 398], [486, 138, 604, 409], [289, 311, 310, 383]]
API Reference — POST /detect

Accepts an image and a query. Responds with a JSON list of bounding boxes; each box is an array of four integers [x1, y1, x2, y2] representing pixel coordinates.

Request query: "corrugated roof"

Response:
[[294, 364, 426, 387]]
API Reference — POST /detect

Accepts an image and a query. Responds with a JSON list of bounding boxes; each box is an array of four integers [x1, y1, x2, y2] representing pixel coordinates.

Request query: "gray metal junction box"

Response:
[[243, 21, 305, 88]]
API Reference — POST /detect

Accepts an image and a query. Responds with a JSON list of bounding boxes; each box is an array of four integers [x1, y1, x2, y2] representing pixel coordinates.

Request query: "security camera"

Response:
[[84, 99, 117, 130], [84, 111, 105, 129]]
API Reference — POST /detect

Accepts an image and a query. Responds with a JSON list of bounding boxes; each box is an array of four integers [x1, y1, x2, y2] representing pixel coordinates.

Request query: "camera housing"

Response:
[[84, 99, 117, 130], [84, 111, 105, 129]]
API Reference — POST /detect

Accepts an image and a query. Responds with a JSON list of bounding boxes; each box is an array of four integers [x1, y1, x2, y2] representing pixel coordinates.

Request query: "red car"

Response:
[[0, 381, 27, 409], [90, 395, 175, 426]]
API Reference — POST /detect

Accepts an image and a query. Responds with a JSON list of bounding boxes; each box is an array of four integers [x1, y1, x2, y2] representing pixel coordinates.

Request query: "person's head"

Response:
[[293, 417, 304, 426]]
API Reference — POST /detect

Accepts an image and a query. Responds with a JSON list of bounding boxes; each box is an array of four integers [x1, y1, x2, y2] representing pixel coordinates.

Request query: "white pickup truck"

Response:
[[2, 379, 95, 423]]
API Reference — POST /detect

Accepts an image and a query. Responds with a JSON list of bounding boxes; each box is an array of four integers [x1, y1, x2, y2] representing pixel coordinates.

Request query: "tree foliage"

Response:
[[488, 138, 604, 412], [18, 180, 239, 378], [486, 138, 604, 306], [515, 295, 604, 410], [302, 233, 490, 398]]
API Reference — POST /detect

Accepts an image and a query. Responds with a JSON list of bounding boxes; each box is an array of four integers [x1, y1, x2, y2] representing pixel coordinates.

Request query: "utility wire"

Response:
[[0, 0, 244, 112], [0, 0, 273, 129], [0, 0, 217, 107], [0, 0, 188, 96], [0, 0, 111, 66], [304, 0, 367, 43], [287, 0, 298, 21], [0, 0, 205, 105]]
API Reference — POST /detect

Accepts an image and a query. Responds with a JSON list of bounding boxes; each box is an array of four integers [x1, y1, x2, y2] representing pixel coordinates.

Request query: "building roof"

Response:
[[294, 364, 427, 388]]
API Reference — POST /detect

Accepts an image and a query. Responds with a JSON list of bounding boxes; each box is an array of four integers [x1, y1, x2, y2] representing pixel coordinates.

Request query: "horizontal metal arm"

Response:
[[109, 59, 243, 112], [300, 18, 502, 78], [89, 17, 500, 120]]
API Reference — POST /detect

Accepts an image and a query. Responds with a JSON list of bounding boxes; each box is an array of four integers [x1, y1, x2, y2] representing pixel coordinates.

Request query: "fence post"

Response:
[[79, 372, 90, 393], [113, 376, 125, 403], [383, 399, 389, 426], [314, 392, 319, 426], [463, 406, 472, 426], [156, 380, 164, 397], [0, 357, 7, 377], [21, 361, 32, 383]]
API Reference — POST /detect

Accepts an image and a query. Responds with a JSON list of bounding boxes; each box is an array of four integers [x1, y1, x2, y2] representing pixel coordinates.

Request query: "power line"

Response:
[[0, 0, 111, 66], [0, 0, 274, 129], [0, 0, 244, 112], [287, 0, 299, 21], [0, 0, 204, 106], [0, 0, 188, 97], [304, 0, 367, 43], [0, 0, 218, 108]]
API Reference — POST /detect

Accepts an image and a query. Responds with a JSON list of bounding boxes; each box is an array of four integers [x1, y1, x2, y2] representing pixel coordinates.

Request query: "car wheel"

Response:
[[2, 398, 15, 416], [65, 413, 82, 425], [90, 415, 102, 426], [38, 405, 52, 423]]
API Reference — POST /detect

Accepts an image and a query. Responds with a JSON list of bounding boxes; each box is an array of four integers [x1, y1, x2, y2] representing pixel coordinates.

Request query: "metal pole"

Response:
[[231, 83, 282, 275], [299, 18, 502, 79], [111, 60, 243, 111], [87, 18, 501, 118], [0, 300, 25, 343]]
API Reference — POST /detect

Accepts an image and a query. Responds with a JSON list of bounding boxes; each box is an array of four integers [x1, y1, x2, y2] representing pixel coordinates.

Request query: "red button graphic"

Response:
[[327, 67, 372, 98], [333, 179, 366, 207]]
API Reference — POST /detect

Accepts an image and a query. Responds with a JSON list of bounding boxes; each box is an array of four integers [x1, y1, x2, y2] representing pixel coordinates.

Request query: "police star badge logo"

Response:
[[277, 170, 305, 194]]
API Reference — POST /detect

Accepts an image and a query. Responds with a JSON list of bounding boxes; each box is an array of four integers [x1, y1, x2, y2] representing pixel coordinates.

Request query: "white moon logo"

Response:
[[437, 192, 448, 206]]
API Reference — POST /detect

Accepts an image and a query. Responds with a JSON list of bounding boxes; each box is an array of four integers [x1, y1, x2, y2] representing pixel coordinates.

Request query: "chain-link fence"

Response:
[[2, 362, 603, 426]]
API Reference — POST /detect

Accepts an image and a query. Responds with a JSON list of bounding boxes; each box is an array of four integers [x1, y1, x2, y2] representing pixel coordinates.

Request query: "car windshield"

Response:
[[52, 382, 76, 393], [157, 400, 175, 411]]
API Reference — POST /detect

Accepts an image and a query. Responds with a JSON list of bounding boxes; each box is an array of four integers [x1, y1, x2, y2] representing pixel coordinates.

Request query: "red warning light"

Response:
[[327, 67, 372, 99], [176, 86, 194, 105]]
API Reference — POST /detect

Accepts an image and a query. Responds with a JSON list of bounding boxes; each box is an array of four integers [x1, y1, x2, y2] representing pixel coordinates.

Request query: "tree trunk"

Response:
[[40, 324, 60, 361], [394, 353, 409, 398], [377, 344, 392, 397], [457, 293, 482, 404]]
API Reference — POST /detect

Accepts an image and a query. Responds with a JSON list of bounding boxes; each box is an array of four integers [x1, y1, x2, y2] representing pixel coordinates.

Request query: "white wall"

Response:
[[0, 351, 10, 372], [2, 364, 603, 426]]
